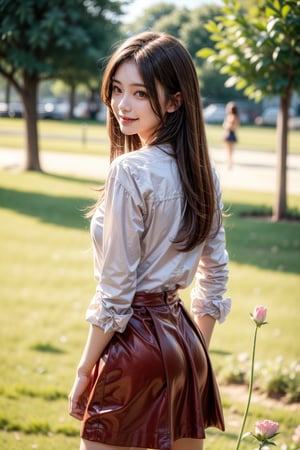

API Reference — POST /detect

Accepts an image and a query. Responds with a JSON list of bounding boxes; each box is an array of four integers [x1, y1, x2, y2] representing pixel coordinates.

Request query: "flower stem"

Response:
[[235, 326, 258, 450]]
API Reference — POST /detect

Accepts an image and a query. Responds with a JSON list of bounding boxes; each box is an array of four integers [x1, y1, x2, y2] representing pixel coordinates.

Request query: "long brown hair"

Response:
[[100, 31, 220, 252]]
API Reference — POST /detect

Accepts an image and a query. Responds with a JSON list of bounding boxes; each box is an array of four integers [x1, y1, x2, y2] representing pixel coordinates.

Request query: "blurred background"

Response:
[[1, 1, 300, 449]]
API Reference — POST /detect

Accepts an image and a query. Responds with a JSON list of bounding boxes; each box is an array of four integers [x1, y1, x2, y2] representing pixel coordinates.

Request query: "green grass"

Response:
[[1, 117, 300, 154], [0, 171, 299, 449], [205, 123, 300, 154], [0, 117, 109, 155]]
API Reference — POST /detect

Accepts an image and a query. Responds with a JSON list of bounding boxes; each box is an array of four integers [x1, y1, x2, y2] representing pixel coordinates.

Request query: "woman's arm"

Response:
[[69, 325, 114, 420], [194, 314, 216, 347], [77, 324, 114, 374], [191, 168, 231, 339]]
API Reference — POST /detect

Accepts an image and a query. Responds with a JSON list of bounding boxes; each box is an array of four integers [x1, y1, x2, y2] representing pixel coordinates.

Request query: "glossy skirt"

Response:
[[81, 291, 225, 449]]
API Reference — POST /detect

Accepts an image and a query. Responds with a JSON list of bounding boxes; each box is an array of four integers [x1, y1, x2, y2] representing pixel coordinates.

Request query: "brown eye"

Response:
[[112, 84, 121, 93], [135, 90, 147, 98]]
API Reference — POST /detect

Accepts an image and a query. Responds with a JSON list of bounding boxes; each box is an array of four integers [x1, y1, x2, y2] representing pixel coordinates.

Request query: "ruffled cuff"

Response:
[[85, 295, 133, 334], [191, 297, 231, 324]]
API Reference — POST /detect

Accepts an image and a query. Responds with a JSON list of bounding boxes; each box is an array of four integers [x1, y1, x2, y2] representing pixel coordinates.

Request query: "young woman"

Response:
[[223, 101, 240, 169], [69, 31, 231, 450]]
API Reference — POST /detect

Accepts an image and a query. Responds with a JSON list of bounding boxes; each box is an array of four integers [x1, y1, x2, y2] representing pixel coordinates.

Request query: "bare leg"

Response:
[[80, 440, 146, 450], [224, 141, 234, 169], [172, 438, 203, 450]]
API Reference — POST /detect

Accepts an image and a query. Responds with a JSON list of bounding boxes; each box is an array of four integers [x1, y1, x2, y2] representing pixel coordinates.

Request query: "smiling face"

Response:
[[110, 60, 170, 145]]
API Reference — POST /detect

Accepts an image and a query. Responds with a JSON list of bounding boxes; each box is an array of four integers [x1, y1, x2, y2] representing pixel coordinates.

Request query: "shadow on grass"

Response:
[[0, 186, 91, 229], [224, 202, 300, 275], [42, 171, 103, 186], [1, 172, 299, 274], [30, 342, 65, 354], [210, 349, 232, 356], [0, 172, 103, 230]]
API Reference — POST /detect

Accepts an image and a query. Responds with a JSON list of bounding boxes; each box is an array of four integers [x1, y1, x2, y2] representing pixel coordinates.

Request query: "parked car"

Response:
[[38, 99, 56, 118], [0, 98, 70, 119], [203, 103, 249, 124], [38, 98, 69, 119], [96, 106, 107, 122], [73, 101, 90, 118], [0, 102, 8, 116], [74, 101, 104, 120], [289, 116, 300, 129], [255, 106, 296, 126], [50, 101, 70, 120], [203, 103, 226, 124], [0, 101, 23, 117]]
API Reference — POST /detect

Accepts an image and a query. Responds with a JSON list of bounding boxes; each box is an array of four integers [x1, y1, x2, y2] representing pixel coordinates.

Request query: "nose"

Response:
[[118, 92, 131, 112]]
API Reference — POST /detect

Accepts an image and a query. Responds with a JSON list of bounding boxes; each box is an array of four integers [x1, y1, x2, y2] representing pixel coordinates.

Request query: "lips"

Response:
[[119, 115, 137, 125]]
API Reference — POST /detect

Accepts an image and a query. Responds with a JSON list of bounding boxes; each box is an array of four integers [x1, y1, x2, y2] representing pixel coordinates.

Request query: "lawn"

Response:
[[0, 118, 109, 155], [1, 117, 300, 155], [0, 170, 299, 450]]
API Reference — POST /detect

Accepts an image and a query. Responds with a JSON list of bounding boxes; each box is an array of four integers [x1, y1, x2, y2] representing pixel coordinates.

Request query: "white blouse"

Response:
[[86, 144, 231, 334]]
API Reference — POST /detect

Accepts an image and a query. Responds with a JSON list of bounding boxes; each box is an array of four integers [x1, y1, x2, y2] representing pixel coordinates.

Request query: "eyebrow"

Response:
[[111, 77, 147, 88]]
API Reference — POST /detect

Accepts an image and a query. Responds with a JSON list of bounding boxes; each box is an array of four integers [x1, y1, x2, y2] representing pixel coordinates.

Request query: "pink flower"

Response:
[[255, 419, 279, 440], [293, 425, 300, 444], [251, 305, 267, 326]]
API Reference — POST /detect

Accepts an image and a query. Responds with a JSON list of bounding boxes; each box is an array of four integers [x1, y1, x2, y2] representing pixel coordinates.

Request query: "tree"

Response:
[[198, 0, 300, 220], [0, 0, 124, 171], [122, 2, 176, 35], [179, 4, 246, 101], [54, 6, 121, 120], [154, 7, 190, 38], [180, 4, 222, 62], [125, 2, 246, 103]]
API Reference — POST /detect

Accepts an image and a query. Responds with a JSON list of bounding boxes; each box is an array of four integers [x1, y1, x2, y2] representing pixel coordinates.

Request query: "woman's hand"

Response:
[[68, 324, 114, 420], [68, 372, 92, 420]]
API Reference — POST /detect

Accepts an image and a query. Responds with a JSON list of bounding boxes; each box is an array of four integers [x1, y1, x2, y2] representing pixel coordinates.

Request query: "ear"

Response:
[[166, 92, 183, 113]]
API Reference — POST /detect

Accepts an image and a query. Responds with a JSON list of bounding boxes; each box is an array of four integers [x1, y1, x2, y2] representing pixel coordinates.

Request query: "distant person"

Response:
[[223, 101, 240, 169], [69, 31, 231, 450], [88, 100, 98, 120]]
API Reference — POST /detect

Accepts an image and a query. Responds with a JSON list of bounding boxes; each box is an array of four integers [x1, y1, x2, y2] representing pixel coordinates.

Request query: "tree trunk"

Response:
[[4, 80, 11, 108], [273, 93, 291, 221], [21, 72, 41, 171], [69, 83, 76, 119]]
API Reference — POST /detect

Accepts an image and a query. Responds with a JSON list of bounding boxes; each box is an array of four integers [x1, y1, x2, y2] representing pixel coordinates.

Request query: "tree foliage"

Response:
[[180, 4, 222, 63], [0, 0, 125, 170], [0, 0, 123, 81], [124, 2, 241, 102], [179, 4, 244, 100], [198, 0, 300, 220], [199, 0, 300, 101], [153, 7, 190, 38], [123, 2, 176, 34]]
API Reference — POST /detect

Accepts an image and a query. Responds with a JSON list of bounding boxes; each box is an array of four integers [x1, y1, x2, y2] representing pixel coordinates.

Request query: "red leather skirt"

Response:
[[81, 291, 225, 449]]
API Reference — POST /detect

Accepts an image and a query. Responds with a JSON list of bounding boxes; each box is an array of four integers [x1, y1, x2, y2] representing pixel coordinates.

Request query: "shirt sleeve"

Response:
[[86, 162, 144, 333], [191, 169, 231, 323]]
